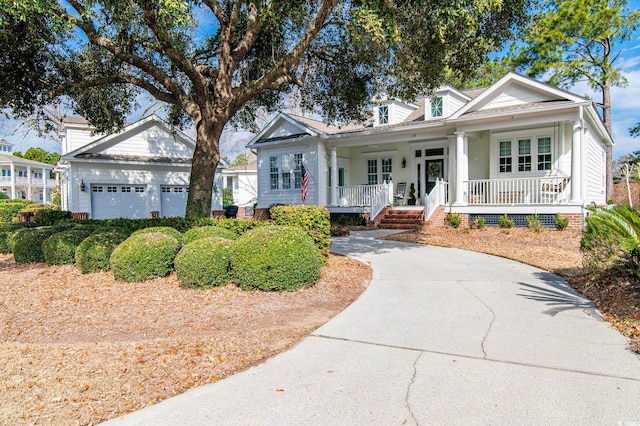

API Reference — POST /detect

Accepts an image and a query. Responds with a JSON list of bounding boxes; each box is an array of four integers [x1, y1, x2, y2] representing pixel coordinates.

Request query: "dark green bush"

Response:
[[42, 228, 94, 266], [34, 209, 72, 226], [230, 225, 323, 291], [0, 227, 12, 253], [11, 227, 59, 263], [130, 226, 183, 244], [269, 205, 330, 261], [194, 217, 269, 236], [0, 192, 8, 200], [175, 237, 233, 288], [0, 199, 33, 225], [76, 230, 129, 273], [110, 233, 181, 282], [182, 225, 238, 245], [70, 217, 190, 234]]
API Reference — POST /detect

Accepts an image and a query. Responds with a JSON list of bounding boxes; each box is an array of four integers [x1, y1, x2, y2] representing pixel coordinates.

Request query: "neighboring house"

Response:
[[248, 73, 612, 228], [221, 151, 258, 215], [56, 115, 224, 219], [0, 140, 56, 203]]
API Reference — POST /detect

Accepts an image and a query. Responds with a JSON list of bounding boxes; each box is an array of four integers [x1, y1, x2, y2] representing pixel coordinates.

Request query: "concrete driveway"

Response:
[[104, 231, 640, 425]]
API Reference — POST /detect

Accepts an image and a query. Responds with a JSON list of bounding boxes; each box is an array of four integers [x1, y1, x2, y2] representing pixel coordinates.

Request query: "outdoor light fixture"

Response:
[[402, 158, 406, 168], [80, 180, 86, 192]]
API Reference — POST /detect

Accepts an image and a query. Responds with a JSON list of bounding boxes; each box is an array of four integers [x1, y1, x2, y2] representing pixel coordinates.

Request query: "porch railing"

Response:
[[336, 183, 392, 208], [465, 176, 571, 205], [370, 181, 393, 221], [0, 176, 57, 188], [424, 179, 448, 221]]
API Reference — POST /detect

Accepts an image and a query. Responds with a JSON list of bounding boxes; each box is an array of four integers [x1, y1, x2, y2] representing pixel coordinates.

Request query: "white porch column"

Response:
[[27, 166, 32, 201], [330, 147, 338, 206], [448, 136, 456, 204], [570, 120, 583, 204], [42, 167, 47, 203], [454, 131, 467, 205], [9, 163, 15, 199]]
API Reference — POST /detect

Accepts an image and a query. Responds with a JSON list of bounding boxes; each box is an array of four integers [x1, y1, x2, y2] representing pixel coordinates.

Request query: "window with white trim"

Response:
[[366, 157, 392, 184], [1, 169, 10, 177], [518, 139, 531, 172], [499, 141, 512, 173], [431, 97, 443, 117], [269, 156, 279, 190], [537, 137, 552, 171], [122, 186, 132, 193], [107, 186, 117, 193], [381, 158, 392, 182], [367, 159, 378, 185], [269, 153, 304, 190], [293, 153, 303, 189], [379, 106, 389, 125]]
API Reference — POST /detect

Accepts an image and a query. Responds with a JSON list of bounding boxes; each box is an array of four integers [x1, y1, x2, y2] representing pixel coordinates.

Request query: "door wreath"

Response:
[[428, 163, 440, 177]]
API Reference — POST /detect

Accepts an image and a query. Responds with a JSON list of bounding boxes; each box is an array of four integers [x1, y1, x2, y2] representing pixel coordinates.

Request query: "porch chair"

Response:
[[394, 182, 407, 205], [541, 169, 570, 204]]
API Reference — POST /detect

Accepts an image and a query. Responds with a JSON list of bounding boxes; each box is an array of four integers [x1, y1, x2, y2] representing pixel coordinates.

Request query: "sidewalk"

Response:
[[104, 231, 640, 425]]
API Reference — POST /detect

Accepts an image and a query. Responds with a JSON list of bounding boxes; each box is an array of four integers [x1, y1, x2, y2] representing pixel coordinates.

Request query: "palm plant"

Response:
[[581, 205, 640, 273]]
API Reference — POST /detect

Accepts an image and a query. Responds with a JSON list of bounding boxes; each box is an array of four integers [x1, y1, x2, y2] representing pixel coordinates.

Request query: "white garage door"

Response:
[[161, 185, 188, 217], [91, 185, 148, 219]]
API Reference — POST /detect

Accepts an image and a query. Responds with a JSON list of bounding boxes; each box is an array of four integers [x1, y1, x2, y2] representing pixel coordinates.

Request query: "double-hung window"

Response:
[[499, 141, 512, 173], [537, 137, 552, 171], [381, 158, 393, 182], [518, 139, 532, 172], [293, 153, 303, 189], [269, 156, 279, 190]]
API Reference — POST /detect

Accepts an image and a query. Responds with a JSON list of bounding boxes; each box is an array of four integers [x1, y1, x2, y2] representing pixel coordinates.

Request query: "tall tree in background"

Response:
[[0, 0, 528, 219], [513, 0, 639, 199]]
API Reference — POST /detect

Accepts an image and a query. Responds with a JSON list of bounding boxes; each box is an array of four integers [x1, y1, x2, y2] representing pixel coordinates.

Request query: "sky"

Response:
[[1, 2, 639, 160]]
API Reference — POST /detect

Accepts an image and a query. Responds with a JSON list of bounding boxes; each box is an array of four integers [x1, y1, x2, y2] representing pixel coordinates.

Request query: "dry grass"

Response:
[[0, 254, 370, 425]]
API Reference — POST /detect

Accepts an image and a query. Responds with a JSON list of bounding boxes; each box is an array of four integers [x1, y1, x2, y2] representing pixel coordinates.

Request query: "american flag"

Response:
[[301, 163, 309, 203]]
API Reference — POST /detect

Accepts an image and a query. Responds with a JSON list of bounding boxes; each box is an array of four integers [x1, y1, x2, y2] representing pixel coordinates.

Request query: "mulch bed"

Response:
[[0, 254, 371, 425]]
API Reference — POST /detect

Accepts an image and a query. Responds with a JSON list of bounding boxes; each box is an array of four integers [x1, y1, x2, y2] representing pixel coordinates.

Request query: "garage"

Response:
[[91, 184, 148, 219], [160, 185, 188, 217]]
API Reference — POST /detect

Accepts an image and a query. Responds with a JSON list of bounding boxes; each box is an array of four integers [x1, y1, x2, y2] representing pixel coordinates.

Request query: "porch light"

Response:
[[80, 180, 86, 192], [401, 158, 406, 168]]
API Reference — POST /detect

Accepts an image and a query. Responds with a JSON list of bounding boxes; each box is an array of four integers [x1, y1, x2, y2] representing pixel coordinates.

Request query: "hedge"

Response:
[[269, 205, 330, 261], [11, 227, 59, 263], [0, 227, 12, 253], [75, 230, 129, 273], [174, 237, 233, 288], [195, 217, 270, 236], [130, 226, 183, 244], [70, 217, 190, 234], [182, 225, 238, 245], [42, 228, 94, 266], [230, 225, 322, 291], [0, 192, 8, 200], [110, 233, 181, 282], [34, 209, 72, 226], [0, 199, 33, 225]]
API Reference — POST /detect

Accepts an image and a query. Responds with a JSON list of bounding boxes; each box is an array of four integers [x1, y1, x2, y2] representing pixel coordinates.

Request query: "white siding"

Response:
[[263, 120, 307, 139], [584, 128, 607, 205], [468, 133, 490, 180], [446, 94, 466, 117], [64, 127, 102, 155], [478, 83, 558, 111], [389, 102, 415, 124], [256, 144, 320, 208], [95, 123, 193, 158]]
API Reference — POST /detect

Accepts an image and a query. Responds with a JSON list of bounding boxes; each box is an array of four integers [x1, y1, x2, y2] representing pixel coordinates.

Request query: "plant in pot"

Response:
[[407, 183, 416, 205]]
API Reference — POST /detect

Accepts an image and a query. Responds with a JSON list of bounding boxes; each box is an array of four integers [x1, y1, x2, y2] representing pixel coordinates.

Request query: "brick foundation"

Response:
[[211, 210, 225, 217], [563, 213, 584, 230], [253, 208, 270, 220]]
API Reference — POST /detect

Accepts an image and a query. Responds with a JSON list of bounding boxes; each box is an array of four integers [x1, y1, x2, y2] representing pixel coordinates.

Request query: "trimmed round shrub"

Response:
[[42, 228, 94, 265], [110, 233, 181, 282], [11, 227, 58, 263], [130, 226, 183, 244], [0, 228, 12, 253], [230, 225, 323, 291], [75, 230, 129, 273], [175, 237, 233, 288], [182, 225, 238, 245]]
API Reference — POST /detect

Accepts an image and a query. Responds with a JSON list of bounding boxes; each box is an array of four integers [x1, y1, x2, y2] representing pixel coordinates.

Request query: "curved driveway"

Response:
[[105, 231, 640, 425]]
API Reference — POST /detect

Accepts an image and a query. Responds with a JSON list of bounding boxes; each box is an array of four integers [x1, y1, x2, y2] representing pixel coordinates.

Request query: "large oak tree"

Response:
[[1, 0, 528, 219]]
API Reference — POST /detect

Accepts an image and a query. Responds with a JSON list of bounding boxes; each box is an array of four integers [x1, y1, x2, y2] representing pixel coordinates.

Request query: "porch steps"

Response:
[[377, 209, 424, 230]]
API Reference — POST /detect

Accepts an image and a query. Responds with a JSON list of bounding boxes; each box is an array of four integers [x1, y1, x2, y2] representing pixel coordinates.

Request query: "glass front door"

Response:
[[425, 159, 444, 194]]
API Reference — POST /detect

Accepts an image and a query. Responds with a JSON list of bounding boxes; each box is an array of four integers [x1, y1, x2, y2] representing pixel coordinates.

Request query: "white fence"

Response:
[[424, 179, 448, 221], [370, 182, 393, 222], [465, 177, 571, 205]]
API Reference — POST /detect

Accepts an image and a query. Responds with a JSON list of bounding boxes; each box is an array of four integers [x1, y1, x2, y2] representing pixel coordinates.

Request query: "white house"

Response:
[[248, 73, 613, 228], [0, 140, 56, 203], [57, 115, 224, 219], [221, 151, 258, 215]]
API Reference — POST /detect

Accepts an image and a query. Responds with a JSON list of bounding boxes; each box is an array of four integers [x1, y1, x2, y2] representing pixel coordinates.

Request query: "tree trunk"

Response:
[[603, 82, 613, 201], [185, 118, 223, 221]]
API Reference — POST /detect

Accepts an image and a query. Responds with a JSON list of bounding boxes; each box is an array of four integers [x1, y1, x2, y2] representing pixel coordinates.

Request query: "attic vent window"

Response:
[[379, 106, 389, 125], [431, 97, 443, 117]]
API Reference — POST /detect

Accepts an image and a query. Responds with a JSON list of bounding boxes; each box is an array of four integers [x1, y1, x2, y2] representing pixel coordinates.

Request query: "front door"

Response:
[[425, 159, 444, 194]]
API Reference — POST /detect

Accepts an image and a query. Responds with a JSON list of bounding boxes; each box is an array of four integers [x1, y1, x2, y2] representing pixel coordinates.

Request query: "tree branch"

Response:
[[53, 75, 178, 105], [231, 3, 263, 64]]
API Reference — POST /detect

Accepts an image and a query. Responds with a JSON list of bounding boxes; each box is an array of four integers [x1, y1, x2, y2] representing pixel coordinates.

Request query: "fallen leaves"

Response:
[[0, 254, 370, 425]]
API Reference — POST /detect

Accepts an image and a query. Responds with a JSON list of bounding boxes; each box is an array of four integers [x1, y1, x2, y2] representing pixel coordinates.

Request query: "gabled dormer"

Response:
[[0, 139, 14, 153], [423, 87, 472, 119], [372, 97, 419, 127]]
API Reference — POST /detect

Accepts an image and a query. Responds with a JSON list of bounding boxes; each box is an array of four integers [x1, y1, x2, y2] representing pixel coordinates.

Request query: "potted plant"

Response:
[[407, 183, 416, 205]]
